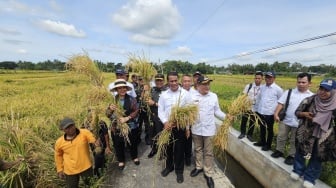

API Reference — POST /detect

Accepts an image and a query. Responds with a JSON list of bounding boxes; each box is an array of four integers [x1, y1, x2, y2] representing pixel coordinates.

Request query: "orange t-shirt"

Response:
[[55, 129, 96, 175]]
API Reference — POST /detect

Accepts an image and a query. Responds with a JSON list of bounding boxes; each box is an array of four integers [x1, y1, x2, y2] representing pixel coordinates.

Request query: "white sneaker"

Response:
[[303, 180, 314, 188], [290, 172, 300, 181]]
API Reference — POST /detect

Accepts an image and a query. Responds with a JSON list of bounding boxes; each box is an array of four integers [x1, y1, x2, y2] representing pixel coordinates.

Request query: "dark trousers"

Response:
[[257, 113, 274, 147], [93, 149, 106, 177], [166, 128, 186, 174], [138, 110, 150, 141], [112, 128, 139, 162], [185, 130, 192, 159], [65, 167, 93, 188], [240, 111, 256, 136], [149, 115, 164, 152]]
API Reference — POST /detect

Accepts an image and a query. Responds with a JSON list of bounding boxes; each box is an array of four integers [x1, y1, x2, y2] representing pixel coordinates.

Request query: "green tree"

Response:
[[0, 61, 18, 69], [255, 62, 270, 72]]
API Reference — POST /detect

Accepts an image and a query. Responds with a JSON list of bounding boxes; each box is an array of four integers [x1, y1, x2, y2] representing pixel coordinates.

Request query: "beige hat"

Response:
[[110, 79, 132, 92]]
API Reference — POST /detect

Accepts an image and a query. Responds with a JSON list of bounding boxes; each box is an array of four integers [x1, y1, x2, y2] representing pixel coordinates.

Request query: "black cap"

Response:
[[193, 71, 202, 77], [115, 69, 126, 75], [265, 71, 276, 77], [59, 117, 75, 130], [155, 73, 164, 80], [197, 75, 213, 84]]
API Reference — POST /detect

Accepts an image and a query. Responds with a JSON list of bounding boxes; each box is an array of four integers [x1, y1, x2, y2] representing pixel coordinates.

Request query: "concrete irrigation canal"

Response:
[[99, 129, 330, 188]]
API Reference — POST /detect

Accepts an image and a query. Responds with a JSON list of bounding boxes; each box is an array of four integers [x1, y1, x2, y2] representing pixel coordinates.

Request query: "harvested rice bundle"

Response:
[[213, 118, 231, 151], [155, 104, 198, 161], [87, 86, 110, 107], [126, 54, 157, 84], [109, 99, 130, 143], [82, 109, 99, 135], [155, 129, 172, 161], [168, 104, 199, 130], [66, 53, 104, 87], [213, 94, 253, 150], [229, 94, 252, 115], [66, 53, 110, 108], [127, 55, 157, 126]]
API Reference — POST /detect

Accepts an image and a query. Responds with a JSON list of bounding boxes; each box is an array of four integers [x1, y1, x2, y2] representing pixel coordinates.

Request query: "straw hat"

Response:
[[110, 79, 132, 92]]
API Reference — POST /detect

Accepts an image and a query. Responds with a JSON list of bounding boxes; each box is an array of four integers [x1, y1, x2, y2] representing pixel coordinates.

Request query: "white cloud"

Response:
[[0, 28, 21, 35], [171, 46, 192, 56], [17, 49, 27, 54], [112, 0, 181, 45], [36, 19, 86, 38]]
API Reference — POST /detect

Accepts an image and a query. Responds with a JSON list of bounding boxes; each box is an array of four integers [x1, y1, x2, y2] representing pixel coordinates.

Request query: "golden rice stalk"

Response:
[[126, 54, 157, 84], [110, 98, 130, 143], [213, 94, 253, 150], [155, 129, 172, 161], [82, 109, 99, 136], [119, 122, 130, 143], [87, 86, 110, 107], [139, 84, 154, 126], [168, 104, 199, 130], [0, 117, 58, 188], [213, 118, 231, 151], [228, 94, 252, 116], [66, 52, 110, 112], [66, 52, 104, 87], [126, 54, 156, 127]]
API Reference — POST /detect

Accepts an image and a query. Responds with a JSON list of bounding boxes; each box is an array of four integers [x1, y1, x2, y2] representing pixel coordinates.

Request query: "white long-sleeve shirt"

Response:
[[191, 91, 226, 136], [257, 83, 283, 115], [158, 86, 192, 124]]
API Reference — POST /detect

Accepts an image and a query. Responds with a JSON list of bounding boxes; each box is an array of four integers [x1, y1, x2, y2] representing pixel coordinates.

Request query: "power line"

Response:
[[183, 0, 226, 43], [209, 31, 336, 63]]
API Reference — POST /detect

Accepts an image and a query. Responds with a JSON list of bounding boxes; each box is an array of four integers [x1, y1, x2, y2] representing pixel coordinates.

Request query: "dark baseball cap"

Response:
[[59, 117, 75, 130], [197, 75, 212, 84], [319, 78, 336, 91], [193, 71, 202, 77], [265, 71, 275, 77], [115, 69, 126, 75], [155, 73, 164, 80]]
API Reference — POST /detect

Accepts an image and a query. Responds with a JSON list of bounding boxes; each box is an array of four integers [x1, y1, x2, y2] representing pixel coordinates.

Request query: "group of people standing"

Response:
[[54, 69, 224, 188], [238, 71, 336, 188], [157, 71, 225, 188], [106, 70, 225, 188], [53, 68, 336, 188]]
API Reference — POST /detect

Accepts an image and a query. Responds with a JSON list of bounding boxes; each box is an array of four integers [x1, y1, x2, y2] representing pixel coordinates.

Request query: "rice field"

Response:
[[0, 70, 326, 187]]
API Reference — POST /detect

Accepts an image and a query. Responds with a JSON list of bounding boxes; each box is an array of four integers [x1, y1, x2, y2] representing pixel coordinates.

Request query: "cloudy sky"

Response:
[[1, 0, 336, 66]]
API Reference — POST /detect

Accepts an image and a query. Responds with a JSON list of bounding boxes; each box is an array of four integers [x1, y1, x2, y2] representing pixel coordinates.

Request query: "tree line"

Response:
[[1, 59, 335, 76]]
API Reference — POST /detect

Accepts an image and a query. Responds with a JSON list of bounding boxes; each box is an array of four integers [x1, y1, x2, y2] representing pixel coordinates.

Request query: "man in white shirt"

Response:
[[271, 73, 314, 165], [181, 74, 197, 166], [254, 71, 283, 151], [238, 71, 263, 141], [108, 69, 137, 98], [190, 75, 226, 188], [158, 71, 192, 184]]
